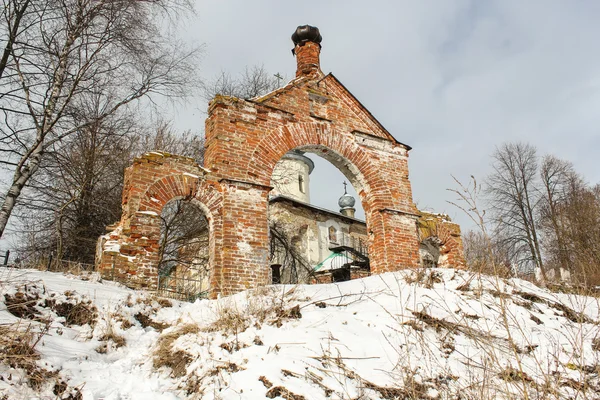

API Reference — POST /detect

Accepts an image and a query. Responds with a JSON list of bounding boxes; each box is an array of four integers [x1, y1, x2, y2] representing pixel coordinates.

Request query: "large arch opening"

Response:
[[156, 197, 212, 300], [268, 145, 372, 284]]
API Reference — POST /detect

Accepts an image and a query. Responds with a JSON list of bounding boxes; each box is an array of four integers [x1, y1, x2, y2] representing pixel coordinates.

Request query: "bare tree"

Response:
[[486, 142, 545, 279], [0, 0, 30, 80], [269, 221, 314, 284], [0, 0, 201, 237], [202, 65, 283, 101], [138, 120, 205, 164], [462, 230, 514, 277], [14, 110, 205, 266], [156, 197, 210, 300], [554, 179, 600, 286], [158, 199, 209, 276], [538, 155, 576, 276], [15, 107, 137, 265]]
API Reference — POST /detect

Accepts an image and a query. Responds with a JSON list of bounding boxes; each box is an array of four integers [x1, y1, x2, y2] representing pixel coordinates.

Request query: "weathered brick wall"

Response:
[[418, 212, 466, 269], [96, 152, 224, 294], [205, 78, 422, 280], [96, 28, 463, 297]]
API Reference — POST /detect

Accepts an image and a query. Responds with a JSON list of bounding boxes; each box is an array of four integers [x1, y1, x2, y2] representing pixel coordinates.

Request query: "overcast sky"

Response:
[[2, 0, 599, 251], [164, 0, 600, 229]]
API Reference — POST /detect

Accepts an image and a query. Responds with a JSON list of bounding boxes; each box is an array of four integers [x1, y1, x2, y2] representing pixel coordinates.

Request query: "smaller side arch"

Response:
[[97, 169, 224, 292]]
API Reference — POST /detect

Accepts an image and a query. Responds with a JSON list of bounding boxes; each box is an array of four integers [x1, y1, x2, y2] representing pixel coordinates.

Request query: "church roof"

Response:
[[269, 195, 366, 224]]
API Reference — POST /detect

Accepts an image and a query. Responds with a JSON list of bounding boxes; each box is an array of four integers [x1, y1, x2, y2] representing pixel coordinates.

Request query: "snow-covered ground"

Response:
[[0, 267, 598, 399]]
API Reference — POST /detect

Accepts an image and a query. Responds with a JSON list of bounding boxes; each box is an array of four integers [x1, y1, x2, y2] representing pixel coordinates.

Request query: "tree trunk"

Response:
[[0, 0, 29, 80], [0, 147, 42, 237]]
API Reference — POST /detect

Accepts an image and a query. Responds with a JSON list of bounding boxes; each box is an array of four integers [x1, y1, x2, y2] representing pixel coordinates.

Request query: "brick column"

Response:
[[211, 179, 271, 297], [368, 210, 421, 274], [294, 41, 321, 77]]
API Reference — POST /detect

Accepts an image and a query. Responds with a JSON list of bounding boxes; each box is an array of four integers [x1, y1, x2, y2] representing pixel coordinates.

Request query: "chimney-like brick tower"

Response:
[[292, 25, 322, 77]]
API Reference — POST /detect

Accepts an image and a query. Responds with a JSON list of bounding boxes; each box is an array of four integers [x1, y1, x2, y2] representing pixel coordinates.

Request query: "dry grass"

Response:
[[265, 385, 306, 400], [153, 297, 173, 308], [153, 324, 200, 377], [0, 323, 57, 391], [115, 313, 133, 330], [498, 366, 534, 383], [5, 292, 40, 320], [134, 312, 168, 331], [202, 304, 250, 335], [98, 331, 126, 349], [514, 290, 595, 324], [202, 293, 303, 336], [5, 286, 97, 327], [45, 293, 98, 327]]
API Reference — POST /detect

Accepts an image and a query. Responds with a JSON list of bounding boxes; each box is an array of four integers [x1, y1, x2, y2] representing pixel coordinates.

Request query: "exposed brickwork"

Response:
[[96, 151, 225, 295], [418, 212, 466, 269], [294, 41, 321, 77], [311, 269, 370, 284], [96, 27, 465, 297]]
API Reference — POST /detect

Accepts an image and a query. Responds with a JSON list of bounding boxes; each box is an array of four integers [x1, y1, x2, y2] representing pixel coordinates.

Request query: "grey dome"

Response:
[[338, 193, 356, 209], [281, 150, 314, 174]]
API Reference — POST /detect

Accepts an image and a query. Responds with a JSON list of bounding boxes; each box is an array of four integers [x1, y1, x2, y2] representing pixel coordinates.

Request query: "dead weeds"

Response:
[[207, 361, 244, 376], [265, 385, 306, 400], [259, 375, 273, 388], [5, 289, 41, 320], [153, 324, 200, 377], [0, 323, 62, 391], [99, 331, 126, 349], [5, 285, 98, 328], [498, 366, 533, 383], [45, 294, 98, 327], [203, 305, 250, 335], [404, 269, 443, 289], [515, 291, 595, 324], [412, 310, 459, 334], [134, 312, 168, 331], [219, 340, 248, 353]]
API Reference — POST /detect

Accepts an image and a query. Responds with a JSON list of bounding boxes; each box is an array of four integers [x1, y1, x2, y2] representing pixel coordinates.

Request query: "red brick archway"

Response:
[[243, 122, 420, 276], [96, 152, 225, 294], [97, 28, 464, 297]]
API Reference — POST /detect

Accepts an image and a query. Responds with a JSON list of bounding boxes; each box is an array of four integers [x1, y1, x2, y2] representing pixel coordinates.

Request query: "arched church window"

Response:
[[328, 226, 337, 243], [298, 175, 305, 193]]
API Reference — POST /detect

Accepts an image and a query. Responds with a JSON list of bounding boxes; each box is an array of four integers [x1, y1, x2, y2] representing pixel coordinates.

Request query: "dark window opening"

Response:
[[332, 267, 351, 283], [271, 264, 282, 284]]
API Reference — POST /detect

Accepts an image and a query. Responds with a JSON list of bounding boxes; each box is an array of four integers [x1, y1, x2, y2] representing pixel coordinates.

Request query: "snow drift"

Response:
[[0, 267, 598, 399]]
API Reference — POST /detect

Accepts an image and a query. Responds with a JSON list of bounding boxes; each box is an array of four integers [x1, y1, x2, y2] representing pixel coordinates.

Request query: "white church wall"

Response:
[[271, 154, 312, 203]]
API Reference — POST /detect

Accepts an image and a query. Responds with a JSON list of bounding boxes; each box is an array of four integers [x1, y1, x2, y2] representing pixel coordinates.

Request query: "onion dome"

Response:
[[338, 182, 356, 209], [291, 25, 322, 47], [282, 150, 314, 174]]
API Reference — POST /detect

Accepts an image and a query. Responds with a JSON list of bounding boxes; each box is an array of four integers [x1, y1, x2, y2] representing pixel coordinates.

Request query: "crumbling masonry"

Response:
[[96, 26, 465, 297]]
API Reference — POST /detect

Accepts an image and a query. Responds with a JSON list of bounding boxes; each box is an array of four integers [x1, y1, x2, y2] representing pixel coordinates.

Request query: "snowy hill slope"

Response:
[[0, 267, 598, 399]]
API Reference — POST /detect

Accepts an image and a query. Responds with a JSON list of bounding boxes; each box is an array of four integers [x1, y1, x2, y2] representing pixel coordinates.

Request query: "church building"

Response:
[[269, 149, 369, 284]]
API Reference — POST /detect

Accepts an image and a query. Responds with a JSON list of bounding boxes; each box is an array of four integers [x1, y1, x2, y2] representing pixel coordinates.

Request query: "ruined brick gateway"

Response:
[[96, 25, 465, 297]]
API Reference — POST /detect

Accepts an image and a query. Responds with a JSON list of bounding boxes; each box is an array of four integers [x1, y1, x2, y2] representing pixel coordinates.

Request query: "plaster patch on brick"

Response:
[[138, 210, 159, 216], [237, 241, 253, 254]]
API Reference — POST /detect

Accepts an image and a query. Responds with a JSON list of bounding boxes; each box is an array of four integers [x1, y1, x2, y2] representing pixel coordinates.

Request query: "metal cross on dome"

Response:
[[343, 181, 347, 195]]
